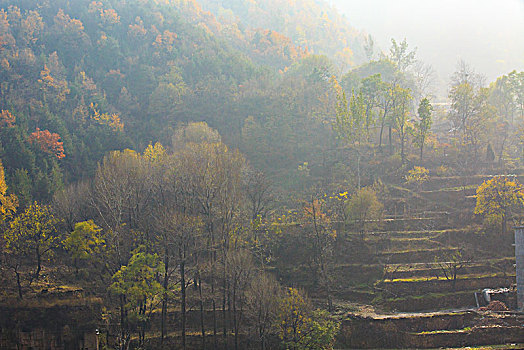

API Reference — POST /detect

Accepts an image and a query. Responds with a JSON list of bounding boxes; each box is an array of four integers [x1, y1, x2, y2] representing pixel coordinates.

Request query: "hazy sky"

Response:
[[330, 0, 524, 94]]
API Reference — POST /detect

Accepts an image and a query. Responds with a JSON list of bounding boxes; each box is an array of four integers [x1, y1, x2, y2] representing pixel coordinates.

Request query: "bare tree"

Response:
[[227, 249, 255, 350], [303, 191, 336, 311], [246, 271, 282, 350], [412, 61, 435, 101], [244, 168, 273, 222], [90, 150, 143, 267], [436, 246, 473, 291], [52, 181, 91, 231], [157, 209, 202, 349], [175, 137, 247, 349]]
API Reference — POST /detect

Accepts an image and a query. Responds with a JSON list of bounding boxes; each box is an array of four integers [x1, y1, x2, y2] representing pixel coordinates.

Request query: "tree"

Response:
[[3, 202, 60, 297], [20, 9, 44, 46], [486, 144, 496, 163], [489, 75, 514, 164], [63, 220, 105, 276], [0, 159, 17, 223], [360, 74, 383, 134], [52, 181, 90, 231], [436, 247, 472, 291], [109, 246, 163, 349], [277, 288, 339, 350], [38, 55, 70, 105], [143, 142, 166, 163], [346, 187, 383, 237], [173, 126, 247, 349], [175, 214, 202, 350], [246, 271, 282, 350], [244, 168, 273, 223], [302, 194, 336, 311], [405, 166, 429, 192], [448, 62, 493, 162], [90, 149, 152, 268], [412, 62, 435, 102], [474, 175, 524, 233], [148, 81, 187, 123], [227, 249, 255, 350], [389, 38, 417, 73], [414, 98, 433, 161], [28, 128, 66, 159], [0, 159, 18, 295], [243, 168, 273, 267], [508, 70, 523, 119], [391, 86, 413, 163], [49, 9, 90, 66], [377, 80, 394, 152], [89, 103, 124, 132], [488, 71, 524, 165], [171, 121, 221, 149], [10, 169, 31, 209], [332, 78, 371, 188], [363, 34, 375, 61], [155, 210, 202, 349], [0, 109, 15, 127]]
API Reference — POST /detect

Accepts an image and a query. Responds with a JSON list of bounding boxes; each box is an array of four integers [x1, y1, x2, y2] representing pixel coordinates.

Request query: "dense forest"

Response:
[[0, 0, 523, 349]]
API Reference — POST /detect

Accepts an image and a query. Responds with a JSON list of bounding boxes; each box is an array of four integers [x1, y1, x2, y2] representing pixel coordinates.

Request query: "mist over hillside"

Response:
[[0, 1, 523, 349], [197, 0, 369, 69], [332, 0, 524, 97]]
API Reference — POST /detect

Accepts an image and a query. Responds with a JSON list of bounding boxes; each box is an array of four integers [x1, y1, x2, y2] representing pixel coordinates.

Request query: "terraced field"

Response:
[[336, 310, 524, 348], [356, 175, 517, 312], [278, 173, 523, 348]]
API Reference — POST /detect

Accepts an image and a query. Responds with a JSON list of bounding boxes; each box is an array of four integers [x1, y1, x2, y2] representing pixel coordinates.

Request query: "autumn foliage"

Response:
[[0, 109, 15, 127], [28, 128, 65, 159], [474, 175, 524, 232], [89, 103, 124, 132], [0, 159, 17, 220]]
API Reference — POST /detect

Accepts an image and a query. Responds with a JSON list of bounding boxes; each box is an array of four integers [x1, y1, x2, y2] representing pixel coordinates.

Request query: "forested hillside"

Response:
[[0, 0, 523, 349], [197, 0, 368, 69], [0, 0, 337, 205], [3, 0, 517, 207]]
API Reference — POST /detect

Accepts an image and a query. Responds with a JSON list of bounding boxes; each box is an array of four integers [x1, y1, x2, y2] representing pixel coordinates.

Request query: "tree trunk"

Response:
[[452, 267, 457, 291], [35, 246, 41, 281], [498, 131, 508, 167], [212, 278, 218, 350], [16, 269, 23, 299], [357, 151, 361, 189], [198, 274, 206, 350], [379, 108, 387, 152], [161, 250, 169, 343], [233, 284, 238, 350], [222, 254, 228, 349], [311, 202, 333, 312], [320, 259, 333, 312], [400, 131, 405, 163], [120, 295, 126, 350], [141, 296, 147, 347], [74, 258, 79, 278], [209, 223, 218, 350], [388, 126, 393, 155], [181, 261, 187, 350]]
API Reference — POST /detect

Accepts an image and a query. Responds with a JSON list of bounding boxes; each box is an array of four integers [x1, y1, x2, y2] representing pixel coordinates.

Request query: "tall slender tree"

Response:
[[332, 78, 371, 188], [414, 98, 433, 161]]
